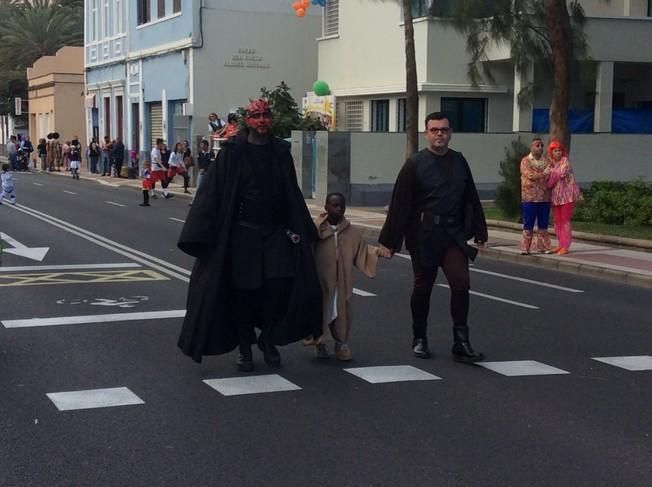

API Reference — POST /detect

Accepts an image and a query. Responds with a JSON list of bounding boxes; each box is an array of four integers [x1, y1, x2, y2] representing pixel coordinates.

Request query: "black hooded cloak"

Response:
[[177, 131, 322, 362]]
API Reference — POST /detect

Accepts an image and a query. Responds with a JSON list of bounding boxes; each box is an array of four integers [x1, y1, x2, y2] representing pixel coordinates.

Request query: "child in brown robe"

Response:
[[309, 193, 379, 361]]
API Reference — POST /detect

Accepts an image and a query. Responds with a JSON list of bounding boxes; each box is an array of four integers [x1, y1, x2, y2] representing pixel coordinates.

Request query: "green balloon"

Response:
[[312, 80, 330, 96]]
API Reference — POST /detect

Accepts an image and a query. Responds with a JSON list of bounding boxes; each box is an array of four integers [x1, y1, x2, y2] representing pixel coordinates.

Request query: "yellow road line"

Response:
[[0, 269, 168, 287]]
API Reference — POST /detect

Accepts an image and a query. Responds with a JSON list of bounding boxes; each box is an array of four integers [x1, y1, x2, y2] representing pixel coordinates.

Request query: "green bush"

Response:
[[494, 138, 529, 220], [574, 180, 652, 226]]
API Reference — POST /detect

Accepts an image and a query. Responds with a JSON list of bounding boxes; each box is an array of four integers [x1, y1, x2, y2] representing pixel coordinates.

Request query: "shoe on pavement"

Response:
[[139, 203, 150, 207], [334, 343, 352, 361], [412, 337, 432, 359], [164, 193, 174, 199], [556, 248, 569, 255], [545, 247, 560, 254], [451, 326, 484, 364], [257, 333, 281, 367], [236, 353, 254, 372], [315, 343, 330, 359]]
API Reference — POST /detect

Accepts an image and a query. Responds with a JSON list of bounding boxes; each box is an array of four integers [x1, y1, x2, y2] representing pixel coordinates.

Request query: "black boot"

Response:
[[412, 337, 432, 359], [236, 344, 254, 372], [452, 326, 484, 364], [257, 328, 281, 367]]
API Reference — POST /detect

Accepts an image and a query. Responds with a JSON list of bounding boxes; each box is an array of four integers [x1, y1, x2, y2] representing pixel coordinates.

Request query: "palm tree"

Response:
[[438, 0, 591, 148], [401, 0, 419, 157], [0, 0, 83, 68]]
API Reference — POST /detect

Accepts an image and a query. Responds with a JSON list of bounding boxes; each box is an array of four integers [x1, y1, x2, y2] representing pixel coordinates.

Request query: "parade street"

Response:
[[1, 171, 651, 487]]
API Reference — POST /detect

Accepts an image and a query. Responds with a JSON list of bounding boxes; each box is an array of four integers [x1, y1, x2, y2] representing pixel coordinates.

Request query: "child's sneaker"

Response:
[[315, 343, 329, 359], [334, 343, 352, 361]]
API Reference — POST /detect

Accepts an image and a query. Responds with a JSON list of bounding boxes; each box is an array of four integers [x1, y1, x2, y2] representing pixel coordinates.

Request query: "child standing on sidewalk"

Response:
[[69, 141, 81, 180], [139, 162, 153, 207], [0, 163, 16, 205], [308, 193, 379, 361]]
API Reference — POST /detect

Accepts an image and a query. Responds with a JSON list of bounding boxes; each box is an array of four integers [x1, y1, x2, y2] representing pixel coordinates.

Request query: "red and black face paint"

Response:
[[245, 98, 273, 132]]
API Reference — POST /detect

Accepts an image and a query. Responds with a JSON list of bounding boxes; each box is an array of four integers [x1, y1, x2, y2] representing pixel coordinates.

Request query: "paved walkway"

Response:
[[21, 168, 652, 289]]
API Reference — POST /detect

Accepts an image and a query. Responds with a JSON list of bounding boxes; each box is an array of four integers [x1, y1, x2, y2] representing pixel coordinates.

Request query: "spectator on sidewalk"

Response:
[[207, 112, 225, 135], [20, 136, 34, 168], [37, 138, 47, 171], [88, 137, 101, 174], [62, 140, 71, 172], [223, 113, 240, 139], [546, 140, 582, 256], [111, 136, 125, 177], [6, 136, 17, 170], [101, 135, 112, 176], [519, 137, 553, 254]]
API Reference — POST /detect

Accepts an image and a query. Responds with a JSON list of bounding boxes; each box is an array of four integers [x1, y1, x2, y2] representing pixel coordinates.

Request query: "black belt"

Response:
[[420, 211, 461, 227]]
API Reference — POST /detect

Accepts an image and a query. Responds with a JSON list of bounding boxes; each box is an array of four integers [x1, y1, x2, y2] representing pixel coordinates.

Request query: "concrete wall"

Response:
[[127, 0, 193, 52], [581, 0, 650, 17], [295, 131, 652, 205], [193, 0, 321, 136]]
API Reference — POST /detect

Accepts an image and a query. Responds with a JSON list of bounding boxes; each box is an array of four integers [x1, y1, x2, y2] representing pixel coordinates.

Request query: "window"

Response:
[[648, 0, 652, 16], [410, 0, 433, 18], [90, 0, 98, 41], [103, 0, 111, 37], [323, 0, 339, 36], [338, 101, 363, 131], [173, 0, 181, 13], [441, 98, 486, 133], [104, 97, 111, 138], [158, 0, 165, 19], [138, 0, 150, 25], [371, 100, 390, 132], [397, 98, 407, 132], [115, 0, 123, 34]]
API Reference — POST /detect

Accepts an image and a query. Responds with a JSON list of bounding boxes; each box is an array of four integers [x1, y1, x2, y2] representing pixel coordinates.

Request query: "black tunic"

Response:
[[177, 131, 323, 362], [379, 148, 488, 267]]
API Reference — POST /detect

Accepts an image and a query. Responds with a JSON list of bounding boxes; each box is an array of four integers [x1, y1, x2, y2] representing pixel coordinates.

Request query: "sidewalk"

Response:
[[30, 167, 652, 289]]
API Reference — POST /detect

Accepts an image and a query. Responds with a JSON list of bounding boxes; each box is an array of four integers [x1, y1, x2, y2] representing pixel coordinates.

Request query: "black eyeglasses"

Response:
[[429, 127, 450, 134]]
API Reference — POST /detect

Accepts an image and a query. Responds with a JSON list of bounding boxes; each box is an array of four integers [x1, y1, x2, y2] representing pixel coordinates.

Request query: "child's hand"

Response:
[[378, 245, 393, 259]]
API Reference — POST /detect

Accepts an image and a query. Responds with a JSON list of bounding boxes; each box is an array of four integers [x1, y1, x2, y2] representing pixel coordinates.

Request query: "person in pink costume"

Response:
[[546, 140, 582, 255]]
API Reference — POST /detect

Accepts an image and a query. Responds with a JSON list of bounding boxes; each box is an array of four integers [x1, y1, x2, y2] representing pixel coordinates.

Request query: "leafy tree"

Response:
[[494, 138, 529, 220], [433, 0, 592, 148]]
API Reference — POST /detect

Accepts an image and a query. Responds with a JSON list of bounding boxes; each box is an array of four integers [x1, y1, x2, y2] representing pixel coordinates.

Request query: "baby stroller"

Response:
[[15, 148, 30, 171]]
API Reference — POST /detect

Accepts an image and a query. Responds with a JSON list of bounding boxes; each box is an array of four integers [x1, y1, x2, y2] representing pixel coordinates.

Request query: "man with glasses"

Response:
[[177, 98, 322, 371], [378, 112, 488, 364]]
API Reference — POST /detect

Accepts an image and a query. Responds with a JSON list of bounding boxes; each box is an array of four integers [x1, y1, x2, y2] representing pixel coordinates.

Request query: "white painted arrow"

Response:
[[0, 232, 50, 262]]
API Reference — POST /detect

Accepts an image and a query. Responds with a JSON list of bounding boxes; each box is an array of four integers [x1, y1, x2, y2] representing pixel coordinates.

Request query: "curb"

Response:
[[353, 223, 652, 289], [486, 219, 652, 251]]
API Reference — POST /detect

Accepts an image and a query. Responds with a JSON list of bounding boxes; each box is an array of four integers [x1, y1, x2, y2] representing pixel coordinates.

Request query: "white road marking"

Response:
[[0, 232, 49, 261], [105, 201, 126, 207], [2, 310, 186, 328], [204, 375, 301, 396], [470, 268, 584, 293], [0, 263, 141, 272], [478, 361, 570, 376], [592, 356, 652, 371], [47, 387, 144, 411], [353, 288, 376, 297], [33, 182, 44, 187], [63, 190, 77, 195], [345, 366, 441, 384], [436, 284, 539, 309], [6, 204, 190, 282], [169, 217, 186, 223]]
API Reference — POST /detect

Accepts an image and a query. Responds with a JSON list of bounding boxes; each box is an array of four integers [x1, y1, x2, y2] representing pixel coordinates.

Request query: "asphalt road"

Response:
[[1, 171, 651, 487]]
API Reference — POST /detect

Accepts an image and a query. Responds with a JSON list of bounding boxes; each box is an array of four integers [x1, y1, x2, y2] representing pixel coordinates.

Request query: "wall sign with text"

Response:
[[224, 48, 270, 69]]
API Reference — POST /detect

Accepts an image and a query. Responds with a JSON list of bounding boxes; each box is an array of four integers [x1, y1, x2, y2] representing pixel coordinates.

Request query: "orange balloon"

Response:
[[292, 1, 301, 10], [296, 7, 306, 17], [301, 0, 310, 7]]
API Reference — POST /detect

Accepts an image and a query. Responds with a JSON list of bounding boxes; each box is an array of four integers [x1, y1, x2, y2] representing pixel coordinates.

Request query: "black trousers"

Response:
[[410, 243, 470, 339], [233, 279, 292, 348]]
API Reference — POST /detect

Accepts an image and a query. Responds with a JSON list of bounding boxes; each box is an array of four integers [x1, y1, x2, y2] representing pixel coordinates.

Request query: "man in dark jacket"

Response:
[[111, 137, 125, 177], [177, 98, 322, 370], [378, 112, 488, 364]]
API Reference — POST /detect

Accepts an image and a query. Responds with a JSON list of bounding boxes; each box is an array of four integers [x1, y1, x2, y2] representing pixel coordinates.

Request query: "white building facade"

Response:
[[318, 0, 652, 134]]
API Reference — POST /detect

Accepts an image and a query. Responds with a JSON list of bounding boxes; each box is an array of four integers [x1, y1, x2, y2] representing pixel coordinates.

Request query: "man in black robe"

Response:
[[177, 98, 322, 370], [378, 112, 488, 364]]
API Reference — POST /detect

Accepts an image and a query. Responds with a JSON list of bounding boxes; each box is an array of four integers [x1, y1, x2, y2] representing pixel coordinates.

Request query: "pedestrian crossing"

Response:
[[44, 355, 652, 411]]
